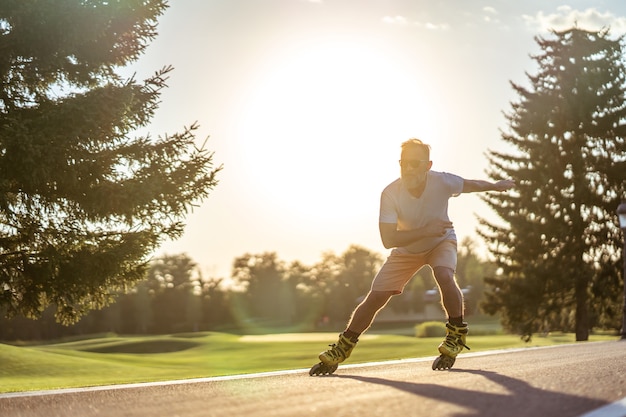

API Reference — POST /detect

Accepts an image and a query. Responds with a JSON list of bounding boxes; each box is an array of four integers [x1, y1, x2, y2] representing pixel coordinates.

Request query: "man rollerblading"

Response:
[[308, 139, 514, 376], [309, 333, 357, 376], [432, 321, 470, 370]]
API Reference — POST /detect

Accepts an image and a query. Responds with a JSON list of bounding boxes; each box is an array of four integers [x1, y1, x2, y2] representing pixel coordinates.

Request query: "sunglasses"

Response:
[[399, 159, 430, 169]]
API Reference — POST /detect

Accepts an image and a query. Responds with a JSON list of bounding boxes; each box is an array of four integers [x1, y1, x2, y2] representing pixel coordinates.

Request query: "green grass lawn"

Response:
[[0, 327, 619, 394]]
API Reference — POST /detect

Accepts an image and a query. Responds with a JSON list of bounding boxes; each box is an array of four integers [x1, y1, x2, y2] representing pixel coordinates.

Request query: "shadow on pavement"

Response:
[[336, 368, 607, 417]]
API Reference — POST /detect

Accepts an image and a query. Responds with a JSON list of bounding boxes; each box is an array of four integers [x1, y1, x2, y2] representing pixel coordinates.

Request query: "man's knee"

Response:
[[433, 266, 455, 283]]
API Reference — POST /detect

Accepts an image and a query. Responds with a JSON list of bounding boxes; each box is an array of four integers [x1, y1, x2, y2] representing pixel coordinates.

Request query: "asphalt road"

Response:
[[1, 341, 625, 417]]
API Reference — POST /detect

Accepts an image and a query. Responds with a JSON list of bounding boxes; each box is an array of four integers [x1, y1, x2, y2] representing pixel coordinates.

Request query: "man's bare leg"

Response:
[[431, 266, 470, 370], [313, 290, 395, 373], [433, 266, 464, 321], [344, 290, 395, 338]]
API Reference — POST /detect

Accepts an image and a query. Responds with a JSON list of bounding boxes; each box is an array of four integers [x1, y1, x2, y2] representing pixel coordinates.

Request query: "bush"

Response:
[[415, 321, 446, 338]]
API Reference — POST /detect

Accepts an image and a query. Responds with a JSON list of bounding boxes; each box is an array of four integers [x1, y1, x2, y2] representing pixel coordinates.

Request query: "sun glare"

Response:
[[236, 37, 441, 225]]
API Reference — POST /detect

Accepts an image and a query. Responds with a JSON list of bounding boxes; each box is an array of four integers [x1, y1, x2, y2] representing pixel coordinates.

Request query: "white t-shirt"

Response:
[[379, 171, 464, 253]]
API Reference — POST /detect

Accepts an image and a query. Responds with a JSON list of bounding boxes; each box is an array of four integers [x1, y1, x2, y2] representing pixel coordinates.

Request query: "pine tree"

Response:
[[0, 1, 221, 324], [479, 28, 626, 341]]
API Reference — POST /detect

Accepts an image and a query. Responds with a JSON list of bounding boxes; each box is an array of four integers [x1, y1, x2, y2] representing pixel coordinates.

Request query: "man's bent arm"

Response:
[[379, 220, 452, 249]]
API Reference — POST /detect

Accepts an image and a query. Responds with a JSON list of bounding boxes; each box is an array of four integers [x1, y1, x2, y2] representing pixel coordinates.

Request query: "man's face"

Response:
[[399, 147, 432, 189]]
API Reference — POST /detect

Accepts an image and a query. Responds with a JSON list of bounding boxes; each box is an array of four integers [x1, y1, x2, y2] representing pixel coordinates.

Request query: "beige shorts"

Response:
[[371, 240, 457, 294]]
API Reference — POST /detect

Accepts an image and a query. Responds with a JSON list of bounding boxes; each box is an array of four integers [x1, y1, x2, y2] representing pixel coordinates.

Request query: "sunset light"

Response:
[[237, 36, 439, 223], [141, 1, 626, 278]]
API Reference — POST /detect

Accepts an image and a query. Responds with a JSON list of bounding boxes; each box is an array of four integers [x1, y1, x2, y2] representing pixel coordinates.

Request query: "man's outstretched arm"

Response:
[[462, 179, 515, 193]]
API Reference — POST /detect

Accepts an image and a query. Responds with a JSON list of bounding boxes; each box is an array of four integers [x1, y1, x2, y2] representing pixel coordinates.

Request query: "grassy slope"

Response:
[[0, 331, 618, 393]]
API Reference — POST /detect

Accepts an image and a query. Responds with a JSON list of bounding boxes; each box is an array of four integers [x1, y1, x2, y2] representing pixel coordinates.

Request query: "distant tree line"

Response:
[[0, 240, 491, 341]]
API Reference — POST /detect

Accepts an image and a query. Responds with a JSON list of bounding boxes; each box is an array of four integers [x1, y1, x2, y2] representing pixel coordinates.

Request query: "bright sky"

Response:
[[126, 0, 626, 279]]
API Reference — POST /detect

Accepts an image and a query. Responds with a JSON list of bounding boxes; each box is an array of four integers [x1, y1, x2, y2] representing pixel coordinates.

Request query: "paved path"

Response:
[[1, 341, 625, 417]]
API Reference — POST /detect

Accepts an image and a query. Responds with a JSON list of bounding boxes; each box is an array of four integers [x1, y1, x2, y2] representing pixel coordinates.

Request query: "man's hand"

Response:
[[422, 219, 453, 237], [493, 179, 516, 192]]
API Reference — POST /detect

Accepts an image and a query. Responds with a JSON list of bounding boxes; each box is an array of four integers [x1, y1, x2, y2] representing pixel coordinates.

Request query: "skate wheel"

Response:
[[309, 362, 338, 376], [432, 354, 456, 371]]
